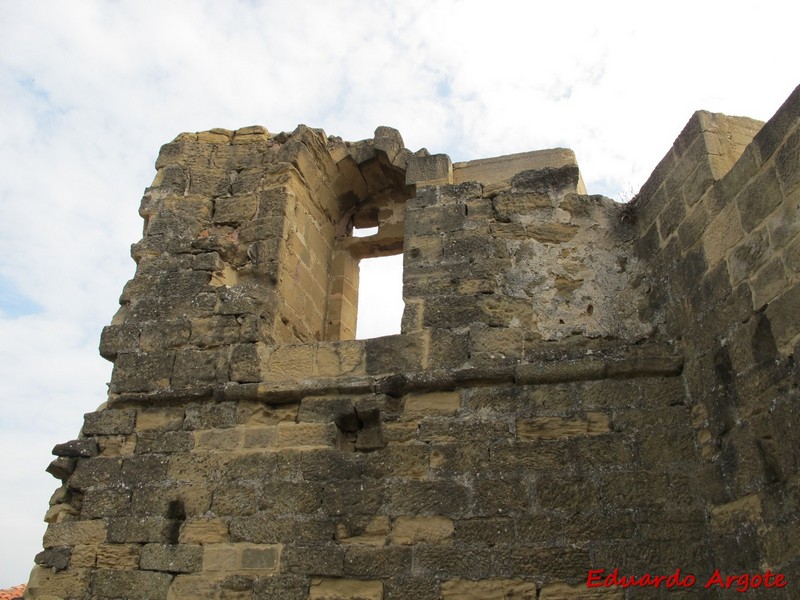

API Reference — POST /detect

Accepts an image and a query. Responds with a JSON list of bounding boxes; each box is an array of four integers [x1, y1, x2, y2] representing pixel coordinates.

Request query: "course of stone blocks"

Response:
[[26, 85, 799, 599]]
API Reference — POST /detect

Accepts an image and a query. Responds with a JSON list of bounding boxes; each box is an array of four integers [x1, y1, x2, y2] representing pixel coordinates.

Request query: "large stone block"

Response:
[[110, 351, 174, 393], [139, 543, 203, 573], [309, 578, 383, 600], [737, 165, 784, 233], [43, 520, 107, 548], [92, 569, 173, 600], [405, 154, 453, 186], [84, 409, 137, 436], [440, 578, 539, 600], [765, 282, 800, 349]]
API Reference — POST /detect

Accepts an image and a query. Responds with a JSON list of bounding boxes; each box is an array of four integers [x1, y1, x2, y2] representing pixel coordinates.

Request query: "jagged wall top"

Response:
[[100, 122, 652, 407]]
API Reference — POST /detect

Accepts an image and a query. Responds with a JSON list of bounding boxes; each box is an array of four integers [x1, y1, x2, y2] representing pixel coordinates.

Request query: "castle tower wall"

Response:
[[631, 86, 800, 580], [26, 86, 800, 599]]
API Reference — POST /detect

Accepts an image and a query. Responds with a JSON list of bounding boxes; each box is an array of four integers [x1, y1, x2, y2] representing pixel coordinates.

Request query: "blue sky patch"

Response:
[[0, 276, 43, 318]]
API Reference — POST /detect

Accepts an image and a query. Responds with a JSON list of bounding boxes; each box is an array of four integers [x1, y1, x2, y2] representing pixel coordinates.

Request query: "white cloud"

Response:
[[1, 0, 798, 586]]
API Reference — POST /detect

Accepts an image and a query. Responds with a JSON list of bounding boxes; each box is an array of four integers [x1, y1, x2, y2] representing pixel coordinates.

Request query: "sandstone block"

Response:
[[775, 126, 800, 194], [454, 517, 514, 545], [413, 544, 498, 578], [282, 543, 344, 576], [315, 341, 365, 376], [26, 565, 92, 598], [474, 477, 529, 514], [121, 454, 170, 486], [195, 428, 243, 451], [82, 486, 132, 518], [309, 577, 383, 600], [98, 434, 137, 456], [365, 333, 425, 374], [517, 413, 610, 440], [342, 545, 412, 578], [43, 520, 107, 548], [710, 494, 763, 534], [540, 581, 623, 599], [242, 425, 278, 448], [70, 544, 98, 568], [166, 574, 224, 599], [136, 431, 195, 454], [361, 445, 429, 480], [405, 154, 453, 186], [84, 409, 137, 436], [737, 165, 784, 233], [229, 515, 333, 545], [46, 457, 76, 481], [214, 196, 260, 228], [253, 574, 309, 600], [299, 396, 354, 424], [172, 348, 223, 388], [441, 578, 539, 600], [140, 543, 203, 573], [69, 457, 122, 489], [275, 421, 336, 449], [388, 480, 469, 517], [184, 402, 238, 430], [95, 543, 140, 569], [751, 256, 788, 309], [373, 126, 404, 163], [265, 344, 315, 381], [319, 480, 384, 517], [189, 317, 240, 352], [765, 282, 800, 349], [335, 515, 389, 546], [140, 319, 191, 351], [391, 516, 453, 545], [469, 326, 523, 364], [99, 324, 140, 359], [211, 482, 261, 517], [383, 575, 440, 600], [179, 518, 230, 544], [403, 391, 461, 417], [107, 517, 173, 544], [110, 351, 174, 393], [34, 546, 72, 571], [52, 439, 98, 458], [241, 544, 281, 571], [702, 201, 744, 269], [92, 569, 173, 600]]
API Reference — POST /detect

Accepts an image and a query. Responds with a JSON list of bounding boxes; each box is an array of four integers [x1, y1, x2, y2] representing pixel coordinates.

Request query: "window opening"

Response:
[[353, 225, 379, 238], [355, 253, 404, 339]]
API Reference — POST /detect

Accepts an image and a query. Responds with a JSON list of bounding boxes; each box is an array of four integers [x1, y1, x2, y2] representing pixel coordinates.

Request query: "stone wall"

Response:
[[631, 85, 800, 587], [26, 85, 799, 599]]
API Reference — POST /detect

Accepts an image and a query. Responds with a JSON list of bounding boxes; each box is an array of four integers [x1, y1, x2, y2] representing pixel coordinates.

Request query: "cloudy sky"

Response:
[[0, 0, 797, 586]]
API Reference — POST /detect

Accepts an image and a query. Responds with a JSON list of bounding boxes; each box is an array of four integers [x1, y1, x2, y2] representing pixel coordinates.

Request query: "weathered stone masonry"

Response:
[[27, 85, 799, 599]]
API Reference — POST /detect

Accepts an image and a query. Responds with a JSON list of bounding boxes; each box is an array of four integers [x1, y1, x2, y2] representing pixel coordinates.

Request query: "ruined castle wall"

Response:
[[31, 364, 701, 600], [26, 88, 800, 599], [632, 85, 800, 582]]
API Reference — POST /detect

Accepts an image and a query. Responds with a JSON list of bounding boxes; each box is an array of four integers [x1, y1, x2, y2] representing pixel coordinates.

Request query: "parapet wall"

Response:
[[26, 85, 800, 599]]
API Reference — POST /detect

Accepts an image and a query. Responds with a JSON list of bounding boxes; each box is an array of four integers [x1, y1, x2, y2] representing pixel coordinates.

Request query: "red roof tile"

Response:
[[0, 584, 26, 600]]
